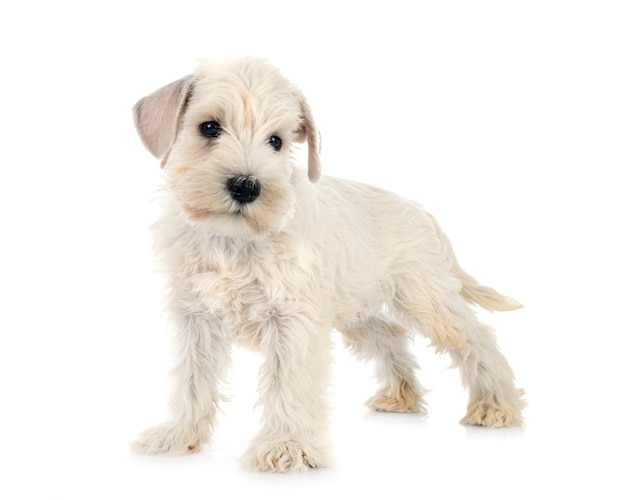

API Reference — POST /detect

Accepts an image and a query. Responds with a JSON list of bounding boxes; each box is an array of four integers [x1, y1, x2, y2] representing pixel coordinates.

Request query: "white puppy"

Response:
[[131, 58, 525, 472]]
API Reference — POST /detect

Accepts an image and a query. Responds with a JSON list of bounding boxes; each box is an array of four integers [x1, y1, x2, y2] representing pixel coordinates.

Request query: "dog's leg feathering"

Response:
[[342, 317, 427, 413], [244, 312, 332, 472], [395, 279, 525, 427], [131, 312, 230, 455]]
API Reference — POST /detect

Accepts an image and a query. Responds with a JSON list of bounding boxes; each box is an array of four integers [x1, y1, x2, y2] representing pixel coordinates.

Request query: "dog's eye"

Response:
[[200, 121, 221, 138], [268, 135, 282, 152]]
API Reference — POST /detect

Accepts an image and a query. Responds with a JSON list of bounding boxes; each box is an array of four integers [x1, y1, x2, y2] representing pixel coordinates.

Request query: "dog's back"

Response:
[[307, 173, 522, 317]]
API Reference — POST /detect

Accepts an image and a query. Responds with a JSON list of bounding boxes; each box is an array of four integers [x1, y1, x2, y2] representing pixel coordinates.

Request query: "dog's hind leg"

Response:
[[341, 317, 427, 413], [394, 277, 525, 427], [131, 312, 231, 454]]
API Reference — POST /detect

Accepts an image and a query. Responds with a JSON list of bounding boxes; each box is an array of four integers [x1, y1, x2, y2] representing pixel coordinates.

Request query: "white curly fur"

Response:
[[131, 58, 525, 472]]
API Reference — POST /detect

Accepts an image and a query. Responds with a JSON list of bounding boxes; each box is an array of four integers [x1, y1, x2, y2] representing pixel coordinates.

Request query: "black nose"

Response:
[[227, 176, 261, 204]]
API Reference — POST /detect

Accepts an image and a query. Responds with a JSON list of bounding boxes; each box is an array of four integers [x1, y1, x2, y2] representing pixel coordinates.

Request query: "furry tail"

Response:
[[425, 212, 523, 312], [458, 268, 523, 312]]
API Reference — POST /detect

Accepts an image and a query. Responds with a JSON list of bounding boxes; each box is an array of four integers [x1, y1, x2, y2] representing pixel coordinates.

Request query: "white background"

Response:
[[1, 1, 625, 498]]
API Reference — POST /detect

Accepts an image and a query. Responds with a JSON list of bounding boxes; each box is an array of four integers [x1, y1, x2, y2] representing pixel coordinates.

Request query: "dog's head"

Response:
[[133, 58, 321, 237]]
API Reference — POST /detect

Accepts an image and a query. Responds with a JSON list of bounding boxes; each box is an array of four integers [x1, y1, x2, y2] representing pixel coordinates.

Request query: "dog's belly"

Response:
[[185, 270, 393, 351], [330, 280, 395, 326]]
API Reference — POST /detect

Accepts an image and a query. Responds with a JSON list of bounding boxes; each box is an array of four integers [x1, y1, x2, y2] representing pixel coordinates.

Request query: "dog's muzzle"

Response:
[[227, 176, 260, 204]]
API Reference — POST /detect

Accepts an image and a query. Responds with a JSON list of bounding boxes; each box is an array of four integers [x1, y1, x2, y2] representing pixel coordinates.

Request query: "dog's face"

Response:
[[133, 59, 321, 237]]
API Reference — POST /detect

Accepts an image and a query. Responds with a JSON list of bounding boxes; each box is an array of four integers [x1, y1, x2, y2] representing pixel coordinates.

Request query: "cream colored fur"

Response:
[[131, 58, 525, 472]]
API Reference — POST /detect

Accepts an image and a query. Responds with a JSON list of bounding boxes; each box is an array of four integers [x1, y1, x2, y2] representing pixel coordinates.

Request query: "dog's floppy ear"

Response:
[[294, 94, 322, 183], [133, 75, 193, 167]]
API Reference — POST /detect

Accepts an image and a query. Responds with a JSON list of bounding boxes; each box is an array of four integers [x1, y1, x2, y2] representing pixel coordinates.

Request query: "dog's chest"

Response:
[[181, 236, 315, 348]]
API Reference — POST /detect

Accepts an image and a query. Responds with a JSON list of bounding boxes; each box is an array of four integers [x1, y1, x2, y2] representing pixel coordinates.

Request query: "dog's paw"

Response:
[[131, 423, 205, 455], [366, 384, 427, 413], [246, 438, 326, 473], [460, 397, 525, 427]]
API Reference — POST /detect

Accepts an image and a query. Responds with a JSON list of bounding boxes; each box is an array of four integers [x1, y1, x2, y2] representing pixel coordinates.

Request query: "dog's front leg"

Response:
[[245, 311, 332, 472], [132, 312, 230, 455]]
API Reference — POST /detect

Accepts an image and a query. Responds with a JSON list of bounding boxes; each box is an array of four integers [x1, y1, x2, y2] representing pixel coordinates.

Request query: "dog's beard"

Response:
[[175, 180, 295, 237], [167, 150, 298, 238]]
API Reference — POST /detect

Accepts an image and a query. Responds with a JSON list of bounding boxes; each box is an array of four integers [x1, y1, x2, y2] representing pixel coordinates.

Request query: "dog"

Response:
[[131, 58, 525, 472]]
